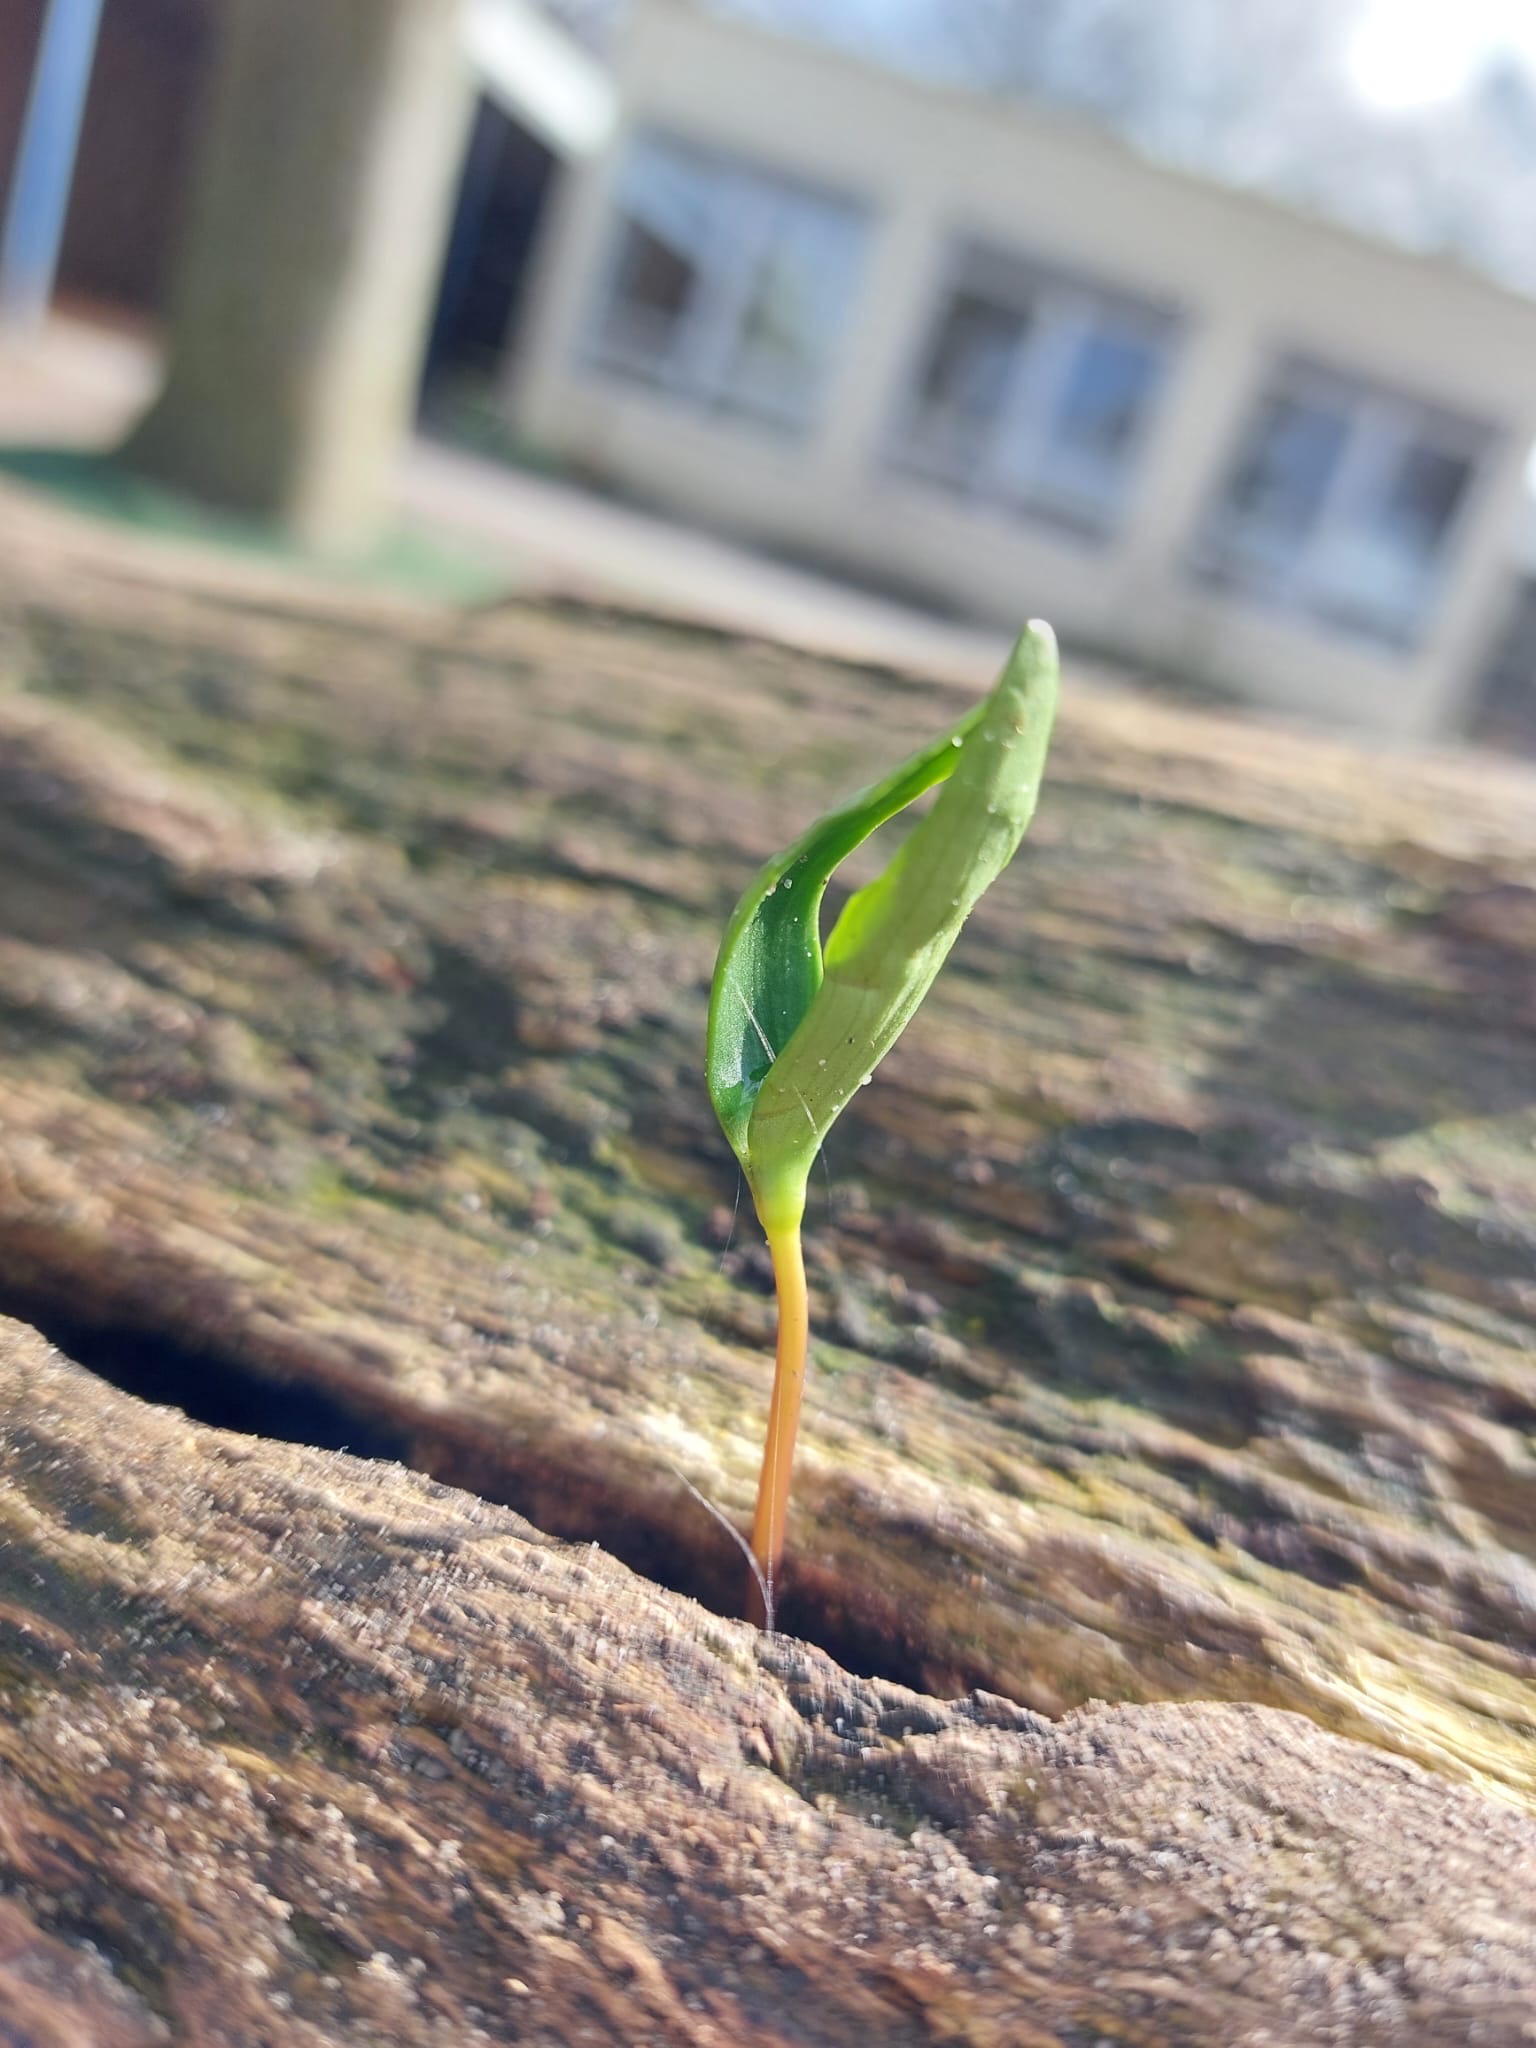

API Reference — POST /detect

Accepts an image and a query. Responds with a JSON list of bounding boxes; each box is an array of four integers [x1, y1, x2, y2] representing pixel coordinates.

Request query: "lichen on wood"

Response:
[[0, 487, 1535, 1827]]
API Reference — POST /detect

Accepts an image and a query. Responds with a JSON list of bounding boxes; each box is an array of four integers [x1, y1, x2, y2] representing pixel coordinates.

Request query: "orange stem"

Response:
[[747, 1221, 808, 1626]]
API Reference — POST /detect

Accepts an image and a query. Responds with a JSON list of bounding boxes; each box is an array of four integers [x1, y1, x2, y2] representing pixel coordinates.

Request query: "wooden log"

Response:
[[2, 1314, 1534, 2046], [0, 492, 1534, 1837]]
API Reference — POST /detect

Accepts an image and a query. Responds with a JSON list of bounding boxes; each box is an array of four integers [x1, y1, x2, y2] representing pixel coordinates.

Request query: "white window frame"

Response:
[[584, 132, 869, 434], [890, 238, 1179, 540], [1194, 356, 1493, 649]]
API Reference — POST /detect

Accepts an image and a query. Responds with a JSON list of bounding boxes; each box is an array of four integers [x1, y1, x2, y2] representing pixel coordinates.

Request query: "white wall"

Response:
[[506, 0, 1536, 738]]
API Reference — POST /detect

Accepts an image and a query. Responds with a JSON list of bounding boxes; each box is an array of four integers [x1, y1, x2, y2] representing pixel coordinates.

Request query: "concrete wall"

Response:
[[505, 0, 1536, 738], [126, 0, 473, 550]]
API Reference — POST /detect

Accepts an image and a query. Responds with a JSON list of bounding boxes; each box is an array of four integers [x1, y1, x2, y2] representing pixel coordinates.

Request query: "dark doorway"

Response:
[[424, 95, 557, 392]]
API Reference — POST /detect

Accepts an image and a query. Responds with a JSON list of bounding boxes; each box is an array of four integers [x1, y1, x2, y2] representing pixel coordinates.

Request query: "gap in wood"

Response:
[[1, 1285, 990, 1701]]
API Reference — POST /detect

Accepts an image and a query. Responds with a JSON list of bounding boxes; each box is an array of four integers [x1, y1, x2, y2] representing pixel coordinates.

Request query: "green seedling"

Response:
[[707, 620, 1060, 1621]]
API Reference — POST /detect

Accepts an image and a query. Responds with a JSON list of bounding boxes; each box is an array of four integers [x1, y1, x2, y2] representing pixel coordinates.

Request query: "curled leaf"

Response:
[[708, 620, 1059, 1234]]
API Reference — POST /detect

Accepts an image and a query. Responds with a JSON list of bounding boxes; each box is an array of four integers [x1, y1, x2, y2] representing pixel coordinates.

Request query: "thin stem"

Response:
[[747, 1220, 809, 1627]]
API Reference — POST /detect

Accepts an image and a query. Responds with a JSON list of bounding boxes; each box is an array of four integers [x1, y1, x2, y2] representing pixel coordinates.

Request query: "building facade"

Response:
[[506, 0, 1536, 737], [0, 0, 613, 374]]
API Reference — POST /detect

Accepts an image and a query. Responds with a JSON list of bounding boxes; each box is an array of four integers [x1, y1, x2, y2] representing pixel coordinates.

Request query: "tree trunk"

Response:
[[122, 0, 470, 551]]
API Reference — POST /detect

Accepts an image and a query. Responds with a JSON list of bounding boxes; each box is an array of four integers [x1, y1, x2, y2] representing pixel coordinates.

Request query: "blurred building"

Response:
[[0, 0, 614, 379], [0, 0, 209, 320], [506, 0, 1536, 739], [5, 0, 1536, 739]]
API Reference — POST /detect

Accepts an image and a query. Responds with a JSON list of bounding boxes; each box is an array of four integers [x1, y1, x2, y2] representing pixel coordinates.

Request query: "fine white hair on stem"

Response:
[[669, 1463, 775, 1632], [717, 1170, 744, 1274]]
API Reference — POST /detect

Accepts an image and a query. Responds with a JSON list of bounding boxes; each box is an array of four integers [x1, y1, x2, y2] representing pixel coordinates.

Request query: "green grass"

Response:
[[0, 444, 511, 606]]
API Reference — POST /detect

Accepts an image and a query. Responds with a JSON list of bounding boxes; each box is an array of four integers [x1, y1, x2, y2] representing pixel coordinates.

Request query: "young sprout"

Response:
[[707, 621, 1060, 1623]]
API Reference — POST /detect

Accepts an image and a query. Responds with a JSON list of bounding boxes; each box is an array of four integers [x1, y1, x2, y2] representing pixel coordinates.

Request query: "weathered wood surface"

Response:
[[3, 1315, 1535, 2047], [0, 487, 1535, 1837]]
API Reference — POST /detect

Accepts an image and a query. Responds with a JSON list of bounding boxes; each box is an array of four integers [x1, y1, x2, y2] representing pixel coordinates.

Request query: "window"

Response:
[[1194, 359, 1490, 646], [892, 241, 1177, 537], [586, 134, 868, 432]]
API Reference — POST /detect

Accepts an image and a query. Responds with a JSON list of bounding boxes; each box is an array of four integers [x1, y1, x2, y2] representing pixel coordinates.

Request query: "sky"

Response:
[[709, 0, 1536, 114], [700, 0, 1536, 305], [1347, 0, 1536, 109]]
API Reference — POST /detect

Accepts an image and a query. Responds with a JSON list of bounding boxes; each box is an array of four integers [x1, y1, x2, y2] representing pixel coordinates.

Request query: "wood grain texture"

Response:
[[2, 1315, 1535, 2047], [0, 484, 1534, 1839]]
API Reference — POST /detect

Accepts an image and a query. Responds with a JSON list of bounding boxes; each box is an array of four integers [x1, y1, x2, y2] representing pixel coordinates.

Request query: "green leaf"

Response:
[[707, 620, 1059, 1233]]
